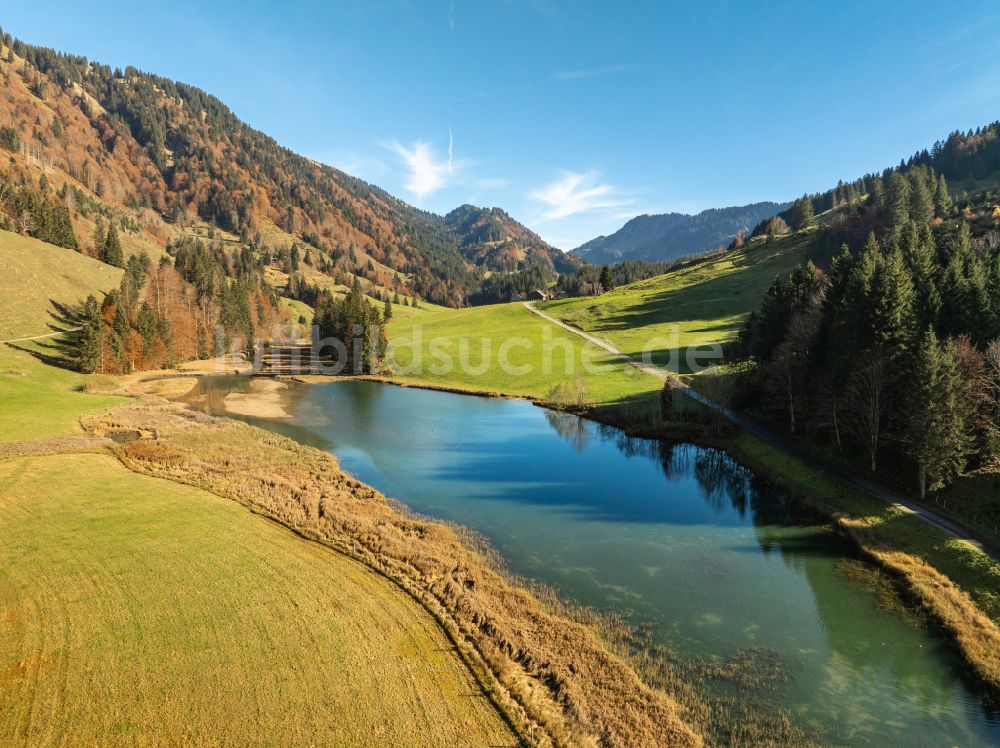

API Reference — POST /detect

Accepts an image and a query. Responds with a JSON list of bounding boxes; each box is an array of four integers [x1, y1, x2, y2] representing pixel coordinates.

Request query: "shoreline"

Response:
[[128, 366, 1000, 703], [272, 372, 1000, 698]]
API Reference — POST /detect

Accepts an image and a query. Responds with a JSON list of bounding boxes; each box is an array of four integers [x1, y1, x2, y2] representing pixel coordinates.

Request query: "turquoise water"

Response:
[[207, 379, 999, 745]]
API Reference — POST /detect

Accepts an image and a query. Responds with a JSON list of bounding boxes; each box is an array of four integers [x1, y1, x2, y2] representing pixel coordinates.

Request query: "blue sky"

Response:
[[6, 1, 1000, 248]]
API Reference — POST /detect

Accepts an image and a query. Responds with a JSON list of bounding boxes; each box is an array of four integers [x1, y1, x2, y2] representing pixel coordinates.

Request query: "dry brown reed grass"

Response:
[[837, 515, 1000, 694]]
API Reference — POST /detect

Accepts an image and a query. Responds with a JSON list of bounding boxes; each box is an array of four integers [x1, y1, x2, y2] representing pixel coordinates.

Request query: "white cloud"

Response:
[[385, 139, 452, 202], [448, 127, 454, 175], [531, 170, 632, 220]]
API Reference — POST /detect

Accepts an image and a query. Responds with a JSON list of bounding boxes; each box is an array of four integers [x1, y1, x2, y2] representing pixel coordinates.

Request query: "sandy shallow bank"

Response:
[[222, 378, 293, 418]]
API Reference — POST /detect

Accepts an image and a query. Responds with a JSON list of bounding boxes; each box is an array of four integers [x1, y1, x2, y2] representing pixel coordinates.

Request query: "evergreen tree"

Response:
[[899, 221, 941, 331], [751, 276, 793, 360], [599, 265, 615, 292], [789, 196, 816, 231], [842, 232, 880, 353], [101, 225, 125, 268], [383, 295, 393, 320], [908, 169, 934, 225], [870, 246, 915, 372], [137, 301, 158, 354], [91, 218, 106, 255], [939, 224, 993, 345], [907, 330, 970, 497], [888, 172, 911, 229], [111, 302, 130, 357], [934, 174, 953, 216], [869, 178, 886, 214], [77, 294, 104, 373]]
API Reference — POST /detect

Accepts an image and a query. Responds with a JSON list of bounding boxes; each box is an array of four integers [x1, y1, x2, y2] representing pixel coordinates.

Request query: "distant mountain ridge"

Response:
[[572, 201, 791, 264], [444, 204, 582, 275]]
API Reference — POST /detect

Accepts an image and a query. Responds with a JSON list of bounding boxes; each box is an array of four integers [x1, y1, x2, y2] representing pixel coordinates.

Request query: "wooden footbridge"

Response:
[[254, 341, 325, 376]]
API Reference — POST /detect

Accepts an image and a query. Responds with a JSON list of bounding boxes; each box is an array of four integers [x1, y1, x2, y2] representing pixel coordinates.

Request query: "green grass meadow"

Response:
[[541, 235, 810, 372], [0, 230, 122, 341], [0, 343, 124, 442], [387, 302, 661, 409]]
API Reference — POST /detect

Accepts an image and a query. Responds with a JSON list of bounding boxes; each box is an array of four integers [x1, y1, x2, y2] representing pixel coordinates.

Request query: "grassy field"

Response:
[[386, 302, 660, 409], [0, 452, 514, 746], [540, 234, 811, 373], [0, 230, 122, 340], [384, 236, 809, 409], [0, 233, 521, 744], [0, 343, 124, 442]]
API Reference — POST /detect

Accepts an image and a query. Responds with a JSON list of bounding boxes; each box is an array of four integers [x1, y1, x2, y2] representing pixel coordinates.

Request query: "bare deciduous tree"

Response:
[[982, 339, 1000, 456], [844, 350, 889, 473], [763, 308, 819, 433]]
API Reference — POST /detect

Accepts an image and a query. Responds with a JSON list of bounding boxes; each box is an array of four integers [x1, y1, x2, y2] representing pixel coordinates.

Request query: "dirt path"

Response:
[[524, 301, 1000, 560], [0, 327, 80, 344]]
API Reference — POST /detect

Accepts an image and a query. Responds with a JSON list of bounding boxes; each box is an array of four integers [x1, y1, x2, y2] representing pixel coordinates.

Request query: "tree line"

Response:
[[737, 170, 1000, 498], [312, 278, 387, 374], [77, 244, 288, 374]]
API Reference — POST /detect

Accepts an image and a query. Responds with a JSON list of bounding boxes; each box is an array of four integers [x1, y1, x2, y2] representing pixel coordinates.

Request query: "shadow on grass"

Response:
[[6, 299, 88, 371]]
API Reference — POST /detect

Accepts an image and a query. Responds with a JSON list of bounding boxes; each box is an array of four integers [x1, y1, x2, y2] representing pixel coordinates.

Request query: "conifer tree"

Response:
[[934, 173, 953, 216], [599, 265, 615, 292], [871, 246, 915, 371], [899, 221, 941, 332], [842, 232, 880, 353], [888, 172, 911, 229], [939, 224, 993, 345], [137, 301, 158, 354], [908, 169, 934, 225], [111, 302, 130, 357], [908, 330, 970, 497], [869, 178, 886, 214], [91, 218, 106, 255], [101, 224, 125, 268], [789, 196, 816, 231], [77, 294, 104, 373], [383, 295, 393, 320]]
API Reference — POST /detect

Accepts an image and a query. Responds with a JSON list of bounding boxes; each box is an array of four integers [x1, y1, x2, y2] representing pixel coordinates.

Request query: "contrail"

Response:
[[448, 126, 454, 175]]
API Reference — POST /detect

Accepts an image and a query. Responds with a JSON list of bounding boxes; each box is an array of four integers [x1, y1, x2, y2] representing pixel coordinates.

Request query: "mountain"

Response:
[[572, 201, 791, 264], [444, 204, 581, 274], [0, 30, 584, 308]]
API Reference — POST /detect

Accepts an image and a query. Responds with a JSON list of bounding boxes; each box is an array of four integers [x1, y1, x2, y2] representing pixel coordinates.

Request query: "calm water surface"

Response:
[[197, 378, 999, 746]]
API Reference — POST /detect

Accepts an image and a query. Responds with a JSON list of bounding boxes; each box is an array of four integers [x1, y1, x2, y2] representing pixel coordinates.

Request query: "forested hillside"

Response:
[[0, 27, 583, 311], [444, 204, 580, 274], [736, 149, 1000, 507]]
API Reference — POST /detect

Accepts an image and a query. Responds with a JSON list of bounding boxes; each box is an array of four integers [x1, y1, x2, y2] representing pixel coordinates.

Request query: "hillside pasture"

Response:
[[542, 235, 810, 373], [0, 230, 121, 341]]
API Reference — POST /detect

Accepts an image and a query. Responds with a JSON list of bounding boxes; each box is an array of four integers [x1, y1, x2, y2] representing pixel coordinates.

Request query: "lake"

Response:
[[194, 377, 999, 745]]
